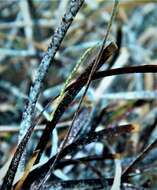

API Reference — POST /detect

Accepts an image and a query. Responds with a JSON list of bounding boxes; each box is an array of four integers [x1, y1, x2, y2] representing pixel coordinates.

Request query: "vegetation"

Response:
[[0, 0, 157, 189]]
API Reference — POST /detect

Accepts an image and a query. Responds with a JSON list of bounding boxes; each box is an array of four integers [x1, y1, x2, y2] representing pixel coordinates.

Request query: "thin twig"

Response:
[[39, 1, 119, 188]]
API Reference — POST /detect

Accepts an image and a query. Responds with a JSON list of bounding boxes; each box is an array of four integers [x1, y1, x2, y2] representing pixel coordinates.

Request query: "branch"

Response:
[[122, 138, 157, 180], [68, 65, 157, 90]]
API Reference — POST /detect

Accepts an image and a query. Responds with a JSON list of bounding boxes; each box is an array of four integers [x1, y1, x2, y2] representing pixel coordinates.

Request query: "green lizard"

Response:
[[50, 44, 100, 121]]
